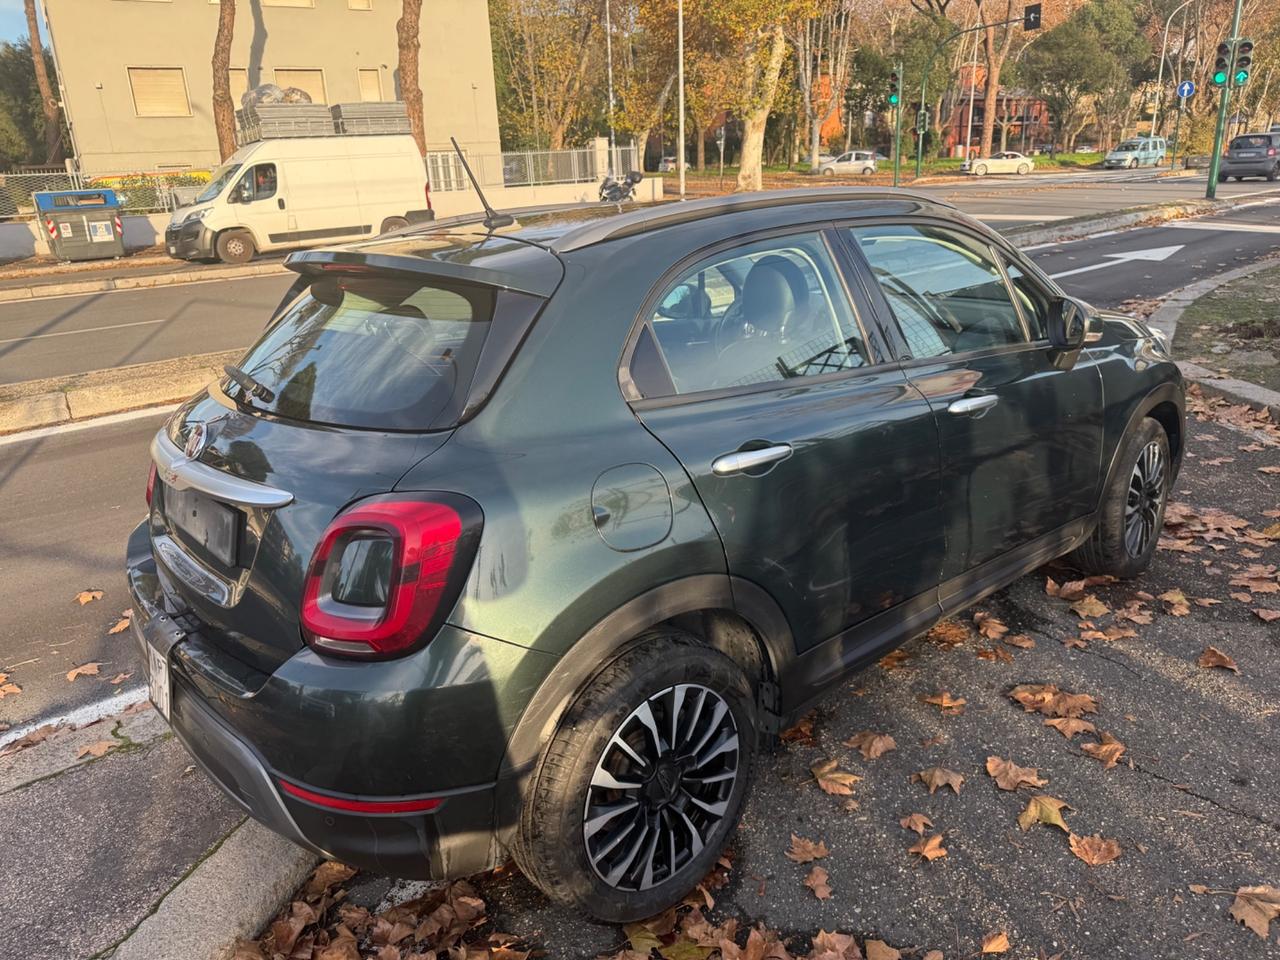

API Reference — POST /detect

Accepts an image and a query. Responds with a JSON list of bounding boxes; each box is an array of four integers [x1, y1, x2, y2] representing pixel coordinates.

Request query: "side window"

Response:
[[237, 163, 278, 202], [634, 232, 870, 397], [848, 224, 1029, 359], [1001, 256, 1052, 341]]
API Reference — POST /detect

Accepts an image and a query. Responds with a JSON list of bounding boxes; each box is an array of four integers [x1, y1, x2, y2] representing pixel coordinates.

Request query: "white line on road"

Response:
[[1163, 220, 1280, 234], [975, 214, 1070, 222], [0, 403, 176, 448], [0, 685, 149, 749], [0, 317, 168, 345], [1048, 244, 1185, 279]]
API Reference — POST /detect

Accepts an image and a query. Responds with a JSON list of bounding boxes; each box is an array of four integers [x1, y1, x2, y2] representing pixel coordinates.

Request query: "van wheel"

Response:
[[215, 230, 255, 264], [1129, 158, 1138, 169], [511, 629, 756, 922], [379, 216, 409, 234], [1069, 418, 1169, 579]]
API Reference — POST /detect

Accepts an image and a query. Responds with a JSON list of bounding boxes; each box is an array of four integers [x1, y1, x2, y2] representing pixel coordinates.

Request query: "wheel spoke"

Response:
[[632, 699, 667, 755], [584, 800, 639, 841], [604, 820, 650, 887], [686, 698, 728, 759], [591, 767, 643, 791]]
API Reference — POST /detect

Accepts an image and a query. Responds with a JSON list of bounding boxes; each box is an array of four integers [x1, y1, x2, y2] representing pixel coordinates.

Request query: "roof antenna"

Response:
[[451, 136, 513, 230]]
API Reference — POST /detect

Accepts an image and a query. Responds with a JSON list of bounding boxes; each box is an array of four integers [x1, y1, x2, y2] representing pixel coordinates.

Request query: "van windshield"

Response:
[[229, 275, 496, 430], [1116, 141, 1141, 152], [196, 163, 242, 204]]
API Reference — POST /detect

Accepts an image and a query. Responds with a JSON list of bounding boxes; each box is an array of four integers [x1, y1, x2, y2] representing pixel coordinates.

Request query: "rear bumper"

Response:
[[125, 520, 547, 878], [165, 220, 216, 260], [1220, 159, 1277, 177]]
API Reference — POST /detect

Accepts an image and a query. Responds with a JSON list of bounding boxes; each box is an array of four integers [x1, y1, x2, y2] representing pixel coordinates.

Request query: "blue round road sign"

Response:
[[1177, 80, 1196, 99]]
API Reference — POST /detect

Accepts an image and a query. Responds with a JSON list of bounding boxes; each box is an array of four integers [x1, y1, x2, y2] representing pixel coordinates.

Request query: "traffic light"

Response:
[[1212, 41, 1232, 87], [1233, 38, 1254, 87], [888, 68, 901, 108]]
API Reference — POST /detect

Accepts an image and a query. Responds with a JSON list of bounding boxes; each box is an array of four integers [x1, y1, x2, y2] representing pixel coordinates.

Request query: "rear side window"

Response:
[[231, 275, 495, 430], [1231, 135, 1271, 149]]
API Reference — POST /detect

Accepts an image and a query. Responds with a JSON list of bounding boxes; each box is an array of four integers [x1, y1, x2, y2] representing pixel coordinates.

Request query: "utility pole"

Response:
[[605, 0, 616, 172], [677, 0, 686, 199], [1207, 0, 1246, 199]]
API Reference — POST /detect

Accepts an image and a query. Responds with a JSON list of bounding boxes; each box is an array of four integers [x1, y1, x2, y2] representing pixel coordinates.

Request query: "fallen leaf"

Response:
[[909, 833, 947, 862], [811, 759, 861, 796], [920, 691, 966, 712], [900, 813, 932, 836], [1262, 522, 1280, 540], [1009, 684, 1098, 718], [878, 649, 911, 671], [973, 611, 1009, 640], [786, 833, 831, 863], [65, 662, 101, 682], [912, 767, 964, 795], [804, 865, 832, 900], [108, 672, 133, 684], [1252, 608, 1280, 623], [809, 930, 862, 959], [74, 590, 103, 605], [922, 953, 944, 960], [865, 941, 901, 960], [1261, 466, 1280, 475], [1082, 733, 1127, 769], [76, 740, 114, 759], [1229, 885, 1280, 938], [1193, 597, 1222, 607], [108, 612, 133, 635], [927, 619, 970, 649], [1069, 833, 1122, 867], [986, 756, 1047, 791], [1231, 592, 1254, 603], [1197, 646, 1239, 673], [1070, 595, 1110, 619], [0, 722, 61, 758], [1044, 717, 1096, 739], [843, 730, 897, 760], [976, 646, 1014, 664], [0, 679, 20, 699], [980, 931, 1010, 954], [1017, 795, 1072, 832], [1003, 634, 1035, 649], [1159, 589, 1192, 616], [780, 710, 817, 745]]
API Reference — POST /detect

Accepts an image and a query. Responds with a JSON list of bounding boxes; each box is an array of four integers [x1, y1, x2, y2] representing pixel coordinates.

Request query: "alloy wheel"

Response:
[[1124, 440, 1166, 557], [583, 683, 739, 892]]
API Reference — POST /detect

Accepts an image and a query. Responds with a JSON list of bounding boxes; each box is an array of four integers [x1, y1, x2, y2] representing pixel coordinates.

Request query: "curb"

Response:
[[1004, 193, 1277, 248], [106, 819, 320, 960], [0, 261, 287, 303], [0, 350, 240, 435]]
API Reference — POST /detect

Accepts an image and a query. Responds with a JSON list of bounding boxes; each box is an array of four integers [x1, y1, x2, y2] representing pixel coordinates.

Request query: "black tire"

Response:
[[215, 229, 255, 264], [511, 629, 756, 922], [822, 167, 836, 176], [1219, 172, 1229, 182], [1268, 165, 1278, 182], [379, 216, 409, 234], [1069, 418, 1170, 578]]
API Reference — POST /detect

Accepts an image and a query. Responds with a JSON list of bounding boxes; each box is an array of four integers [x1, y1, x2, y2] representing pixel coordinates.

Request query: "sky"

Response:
[[0, 0, 31, 45]]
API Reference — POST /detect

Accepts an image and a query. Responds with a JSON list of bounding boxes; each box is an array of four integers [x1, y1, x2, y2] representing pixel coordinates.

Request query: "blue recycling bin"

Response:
[[34, 189, 126, 261]]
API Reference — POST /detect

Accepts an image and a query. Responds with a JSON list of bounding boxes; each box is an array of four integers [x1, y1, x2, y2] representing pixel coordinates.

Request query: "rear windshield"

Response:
[[230, 275, 495, 430], [1231, 135, 1271, 149]]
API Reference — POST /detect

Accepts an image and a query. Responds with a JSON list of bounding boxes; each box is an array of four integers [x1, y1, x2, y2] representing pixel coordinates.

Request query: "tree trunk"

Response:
[[736, 24, 788, 193], [696, 129, 706, 170], [398, 0, 426, 155], [24, 0, 62, 164], [212, 0, 237, 161]]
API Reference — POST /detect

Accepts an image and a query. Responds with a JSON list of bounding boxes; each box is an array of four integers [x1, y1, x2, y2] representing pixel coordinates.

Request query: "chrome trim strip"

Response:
[[151, 430, 293, 508], [154, 534, 233, 606]]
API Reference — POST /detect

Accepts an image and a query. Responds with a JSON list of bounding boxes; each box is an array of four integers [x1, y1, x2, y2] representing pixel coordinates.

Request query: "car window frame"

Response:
[[835, 215, 1046, 367], [618, 222, 894, 408]]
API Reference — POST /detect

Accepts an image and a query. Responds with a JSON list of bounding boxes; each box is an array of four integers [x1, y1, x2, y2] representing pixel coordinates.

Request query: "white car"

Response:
[[819, 150, 877, 176], [967, 151, 1034, 176]]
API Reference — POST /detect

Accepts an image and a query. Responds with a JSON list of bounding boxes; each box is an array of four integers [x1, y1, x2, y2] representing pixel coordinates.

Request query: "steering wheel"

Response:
[[711, 337, 778, 390]]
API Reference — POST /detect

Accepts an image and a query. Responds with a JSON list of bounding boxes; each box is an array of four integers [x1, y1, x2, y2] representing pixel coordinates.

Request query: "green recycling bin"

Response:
[[34, 189, 127, 261]]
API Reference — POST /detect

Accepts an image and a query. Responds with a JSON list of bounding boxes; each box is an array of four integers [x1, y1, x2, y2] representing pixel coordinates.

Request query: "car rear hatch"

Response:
[[1227, 135, 1275, 161], [147, 232, 561, 676]]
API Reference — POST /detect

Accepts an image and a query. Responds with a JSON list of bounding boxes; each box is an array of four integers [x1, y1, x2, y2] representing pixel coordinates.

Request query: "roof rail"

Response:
[[549, 187, 955, 253]]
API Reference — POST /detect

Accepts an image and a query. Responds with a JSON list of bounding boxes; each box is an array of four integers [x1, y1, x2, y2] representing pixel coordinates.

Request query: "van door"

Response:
[[231, 162, 291, 248], [278, 153, 370, 247]]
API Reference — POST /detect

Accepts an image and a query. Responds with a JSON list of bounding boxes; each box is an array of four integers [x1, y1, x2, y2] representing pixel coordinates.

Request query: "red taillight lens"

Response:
[[277, 777, 443, 814], [146, 462, 157, 507], [300, 495, 480, 658], [1269, 147, 1277, 157]]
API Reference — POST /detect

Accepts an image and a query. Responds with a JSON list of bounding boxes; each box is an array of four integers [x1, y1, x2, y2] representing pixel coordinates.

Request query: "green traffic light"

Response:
[[888, 93, 900, 105], [1213, 70, 1228, 84], [1235, 70, 1249, 85]]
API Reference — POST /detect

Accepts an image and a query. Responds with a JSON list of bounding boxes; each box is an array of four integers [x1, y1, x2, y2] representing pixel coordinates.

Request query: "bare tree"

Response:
[[736, 22, 790, 191], [212, 0, 237, 161], [398, 0, 426, 154], [23, 0, 62, 164], [791, 0, 856, 172]]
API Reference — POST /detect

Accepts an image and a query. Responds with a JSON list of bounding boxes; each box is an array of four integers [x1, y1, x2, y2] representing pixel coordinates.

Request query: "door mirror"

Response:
[[1048, 296, 1088, 353]]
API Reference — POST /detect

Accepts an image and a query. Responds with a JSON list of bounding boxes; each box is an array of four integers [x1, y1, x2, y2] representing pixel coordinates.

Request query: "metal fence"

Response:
[[0, 169, 212, 220], [425, 144, 640, 193]]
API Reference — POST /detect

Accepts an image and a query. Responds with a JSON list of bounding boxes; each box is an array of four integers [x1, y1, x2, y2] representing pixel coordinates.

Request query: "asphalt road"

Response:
[[3, 174, 1280, 386]]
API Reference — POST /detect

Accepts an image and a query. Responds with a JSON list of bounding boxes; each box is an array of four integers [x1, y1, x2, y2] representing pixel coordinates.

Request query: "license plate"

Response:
[[168, 245, 177, 254], [148, 643, 171, 720], [1238, 152, 1259, 159], [163, 484, 239, 566]]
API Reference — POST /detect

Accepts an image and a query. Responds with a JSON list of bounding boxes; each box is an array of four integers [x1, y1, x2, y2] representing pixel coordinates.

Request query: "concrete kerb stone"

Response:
[[0, 261, 287, 303]]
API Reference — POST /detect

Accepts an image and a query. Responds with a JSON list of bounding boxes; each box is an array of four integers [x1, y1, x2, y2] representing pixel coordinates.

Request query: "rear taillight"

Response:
[[146, 462, 157, 507], [1269, 147, 1277, 157], [300, 494, 481, 659]]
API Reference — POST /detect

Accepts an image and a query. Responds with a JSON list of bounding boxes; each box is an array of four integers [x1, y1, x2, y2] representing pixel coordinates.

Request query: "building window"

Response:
[[127, 67, 191, 117], [357, 68, 382, 102], [274, 68, 326, 104], [349, 0, 372, 8], [228, 68, 249, 106]]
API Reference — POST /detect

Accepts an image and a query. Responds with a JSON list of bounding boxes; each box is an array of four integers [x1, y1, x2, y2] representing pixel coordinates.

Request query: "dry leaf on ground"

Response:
[[1070, 594, 1110, 619], [0, 676, 20, 699], [976, 646, 1015, 664], [1082, 733, 1127, 769], [780, 710, 817, 745], [811, 759, 861, 796], [912, 767, 964, 795], [973, 611, 1009, 640], [74, 590, 103, 605], [108, 611, 133, 635], [927, 619, 969, 649], [804, 865, 833, 900], [980, 931, 1010, 954], [1003, 634, 1035, 649], [65, 662, 101, 682], [1044, 717, 1096, 738], [809, 929, 862, 960], [1017, 795, 1073, 832], [1197, 646, 1240, 672], [1253, 608, 1280, 623], [1159, 589, 1192, 616], [76, 740, 114, 759], [1230, 885, 1280, 938], [986, 756, 1048, 791], [786, 834, 830, 863], [878, 649, 911, 671], [844, 730, 897, 760], [1069, 833, 1122, 867], [1009, 684, 1098, 718], [865, 941, 901, 960], [909, 834, 948, 862], [900, 813, 932, 836], [920, 691, 966, 712]]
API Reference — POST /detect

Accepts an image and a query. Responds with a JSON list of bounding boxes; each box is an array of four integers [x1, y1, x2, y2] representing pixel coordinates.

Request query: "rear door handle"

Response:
[[711, 444, 793, 476], [947, 395, 999, 417]]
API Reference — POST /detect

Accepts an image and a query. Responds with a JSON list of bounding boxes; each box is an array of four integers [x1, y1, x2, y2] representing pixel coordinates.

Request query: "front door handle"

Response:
[[277, 198, 286, 210], [947, 395, 999, 418], [711, 444, 793, 476]]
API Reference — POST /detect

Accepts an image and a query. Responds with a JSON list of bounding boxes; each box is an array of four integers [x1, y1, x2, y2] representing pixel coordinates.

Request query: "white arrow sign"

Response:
[[1048, 245, 1184, 279]]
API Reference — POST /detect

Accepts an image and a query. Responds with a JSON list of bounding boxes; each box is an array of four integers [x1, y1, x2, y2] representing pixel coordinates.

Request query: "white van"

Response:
[[1104, 137, 1167, 169], [165, 134, 431, 263]]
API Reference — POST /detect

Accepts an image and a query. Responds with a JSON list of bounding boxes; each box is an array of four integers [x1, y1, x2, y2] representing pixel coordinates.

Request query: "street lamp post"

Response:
[[605, 0, 616, 172], [677, 0, 685, 199], [1152, 0, 1196, 136]]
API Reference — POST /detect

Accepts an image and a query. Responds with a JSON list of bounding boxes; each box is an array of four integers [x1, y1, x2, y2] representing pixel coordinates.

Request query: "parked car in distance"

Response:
[[819, 150, 877, 176], [966, 151, 1035, 176], [658, 156, 688, 172], [1217, 132, 1280, 182], [1104, 137, 1167, 169], [130, 188, 1184, 924], [166, 134, 431, 264]]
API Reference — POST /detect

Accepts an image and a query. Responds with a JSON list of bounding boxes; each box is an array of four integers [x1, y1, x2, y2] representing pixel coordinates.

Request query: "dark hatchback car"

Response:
[[1218, 131, 1280, 181], [127, 189, 1184, 921]]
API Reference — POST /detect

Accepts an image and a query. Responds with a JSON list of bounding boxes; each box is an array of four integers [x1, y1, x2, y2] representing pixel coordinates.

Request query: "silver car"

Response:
[[820, 150, 877, 176]]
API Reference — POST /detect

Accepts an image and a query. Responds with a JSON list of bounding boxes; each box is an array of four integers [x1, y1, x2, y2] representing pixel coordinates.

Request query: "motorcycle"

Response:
[[599, 170, 644, 204]]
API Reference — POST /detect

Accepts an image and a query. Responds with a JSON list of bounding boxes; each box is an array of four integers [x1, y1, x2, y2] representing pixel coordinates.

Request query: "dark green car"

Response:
[[126, 189, 1184, 921]]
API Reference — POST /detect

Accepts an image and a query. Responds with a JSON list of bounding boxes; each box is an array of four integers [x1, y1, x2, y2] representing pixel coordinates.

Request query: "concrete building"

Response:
[[40, 0, 502, 174]]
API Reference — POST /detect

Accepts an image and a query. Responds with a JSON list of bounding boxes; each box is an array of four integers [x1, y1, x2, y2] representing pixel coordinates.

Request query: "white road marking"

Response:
[[1049, 244, 1185, 279], [975, 213, 1070, 222], [0, 404, 176, 448], [0, 317, 168, 345], [0, 685, 150, 749], [1163, 220, 1280, 234]]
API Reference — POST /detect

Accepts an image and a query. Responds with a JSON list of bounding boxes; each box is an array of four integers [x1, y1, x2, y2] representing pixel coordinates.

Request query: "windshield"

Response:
[[1231, 135, 1269, 149], [195, 162, 243, 204], [1115, 141, 1141, 152], [230, 275, 496, 430]]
